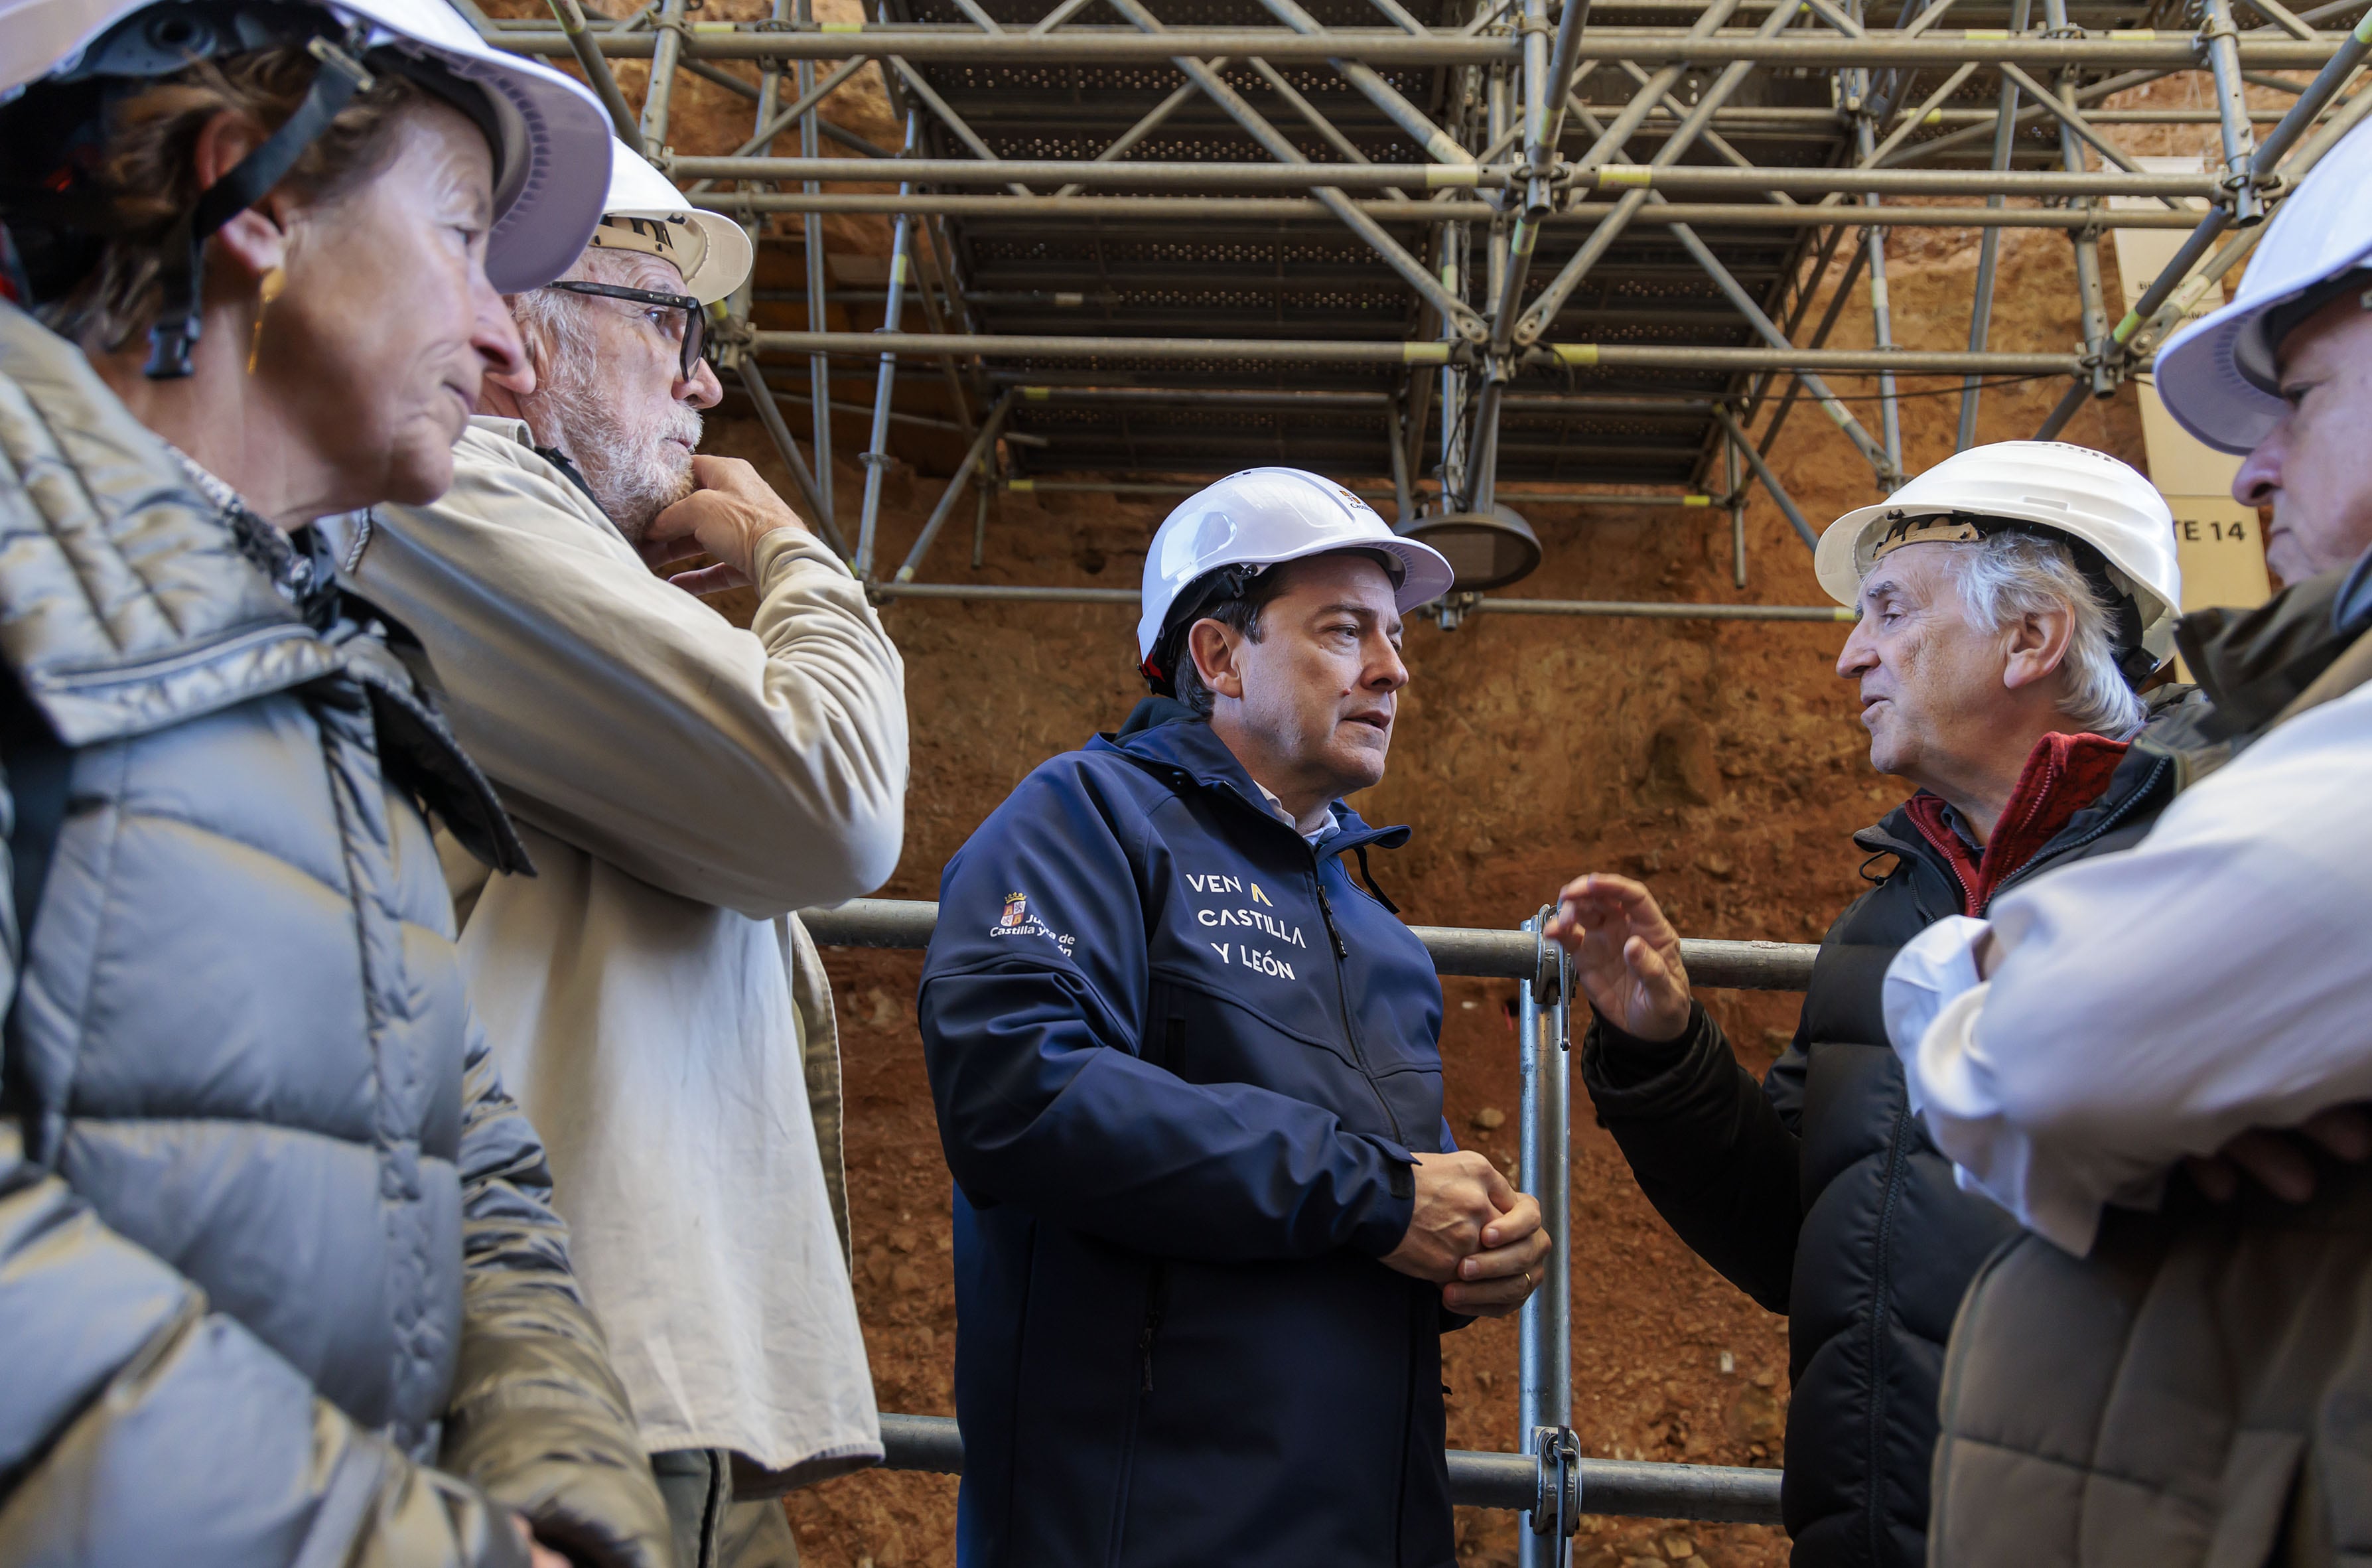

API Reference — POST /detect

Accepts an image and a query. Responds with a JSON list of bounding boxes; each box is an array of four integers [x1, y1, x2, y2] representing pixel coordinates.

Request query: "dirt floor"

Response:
[[502, 10, 2265, 1561]]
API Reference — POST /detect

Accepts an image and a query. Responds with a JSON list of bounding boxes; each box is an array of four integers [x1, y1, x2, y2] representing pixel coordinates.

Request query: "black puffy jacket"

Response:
[[1579, 721, 2190, 1568]]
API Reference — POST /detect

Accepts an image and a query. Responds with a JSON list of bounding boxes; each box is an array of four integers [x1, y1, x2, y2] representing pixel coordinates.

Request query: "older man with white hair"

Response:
[[1543, 442, 2186, 1568], [328, 144, 907, 1568]]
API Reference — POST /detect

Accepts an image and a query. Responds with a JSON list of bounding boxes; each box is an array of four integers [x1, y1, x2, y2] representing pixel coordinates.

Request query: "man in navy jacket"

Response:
[[919, 468, 1551, 1568]]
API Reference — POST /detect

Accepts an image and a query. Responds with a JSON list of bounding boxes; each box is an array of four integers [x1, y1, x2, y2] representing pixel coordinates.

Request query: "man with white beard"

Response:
[[325, 144, 908, 1568]]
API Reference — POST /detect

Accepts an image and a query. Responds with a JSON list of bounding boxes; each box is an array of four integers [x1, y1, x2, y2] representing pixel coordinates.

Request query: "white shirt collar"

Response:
[[1253, 780, 1337, 845]]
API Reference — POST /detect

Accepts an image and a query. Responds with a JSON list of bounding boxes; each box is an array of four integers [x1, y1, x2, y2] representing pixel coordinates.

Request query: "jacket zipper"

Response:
[[1986, 754, 2172, 904], [1866, 1104, 1915, 1565], [1313, 874, 1408, 1147], [1138, 1261, 1168, 1391]]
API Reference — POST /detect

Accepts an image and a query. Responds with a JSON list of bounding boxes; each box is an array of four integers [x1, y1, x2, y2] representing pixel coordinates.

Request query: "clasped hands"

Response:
[[1381, 1151, 1553, 1316]]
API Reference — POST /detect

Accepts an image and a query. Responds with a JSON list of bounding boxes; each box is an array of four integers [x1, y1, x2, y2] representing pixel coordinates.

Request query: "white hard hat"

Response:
[[1817, 441, 2183, 677], [0, 0, 614, 297], [1137, 466, 1456, 674], [2154, 115, 2372, 455], [593, 141, 752, 305]]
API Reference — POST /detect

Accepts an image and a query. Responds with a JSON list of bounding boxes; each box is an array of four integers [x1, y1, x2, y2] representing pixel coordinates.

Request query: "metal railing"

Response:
[[800, 896, 1810, 1535]]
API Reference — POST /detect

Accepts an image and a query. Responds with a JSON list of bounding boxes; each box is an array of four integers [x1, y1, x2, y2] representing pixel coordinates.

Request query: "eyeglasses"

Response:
[[543, 281, 708, 381]]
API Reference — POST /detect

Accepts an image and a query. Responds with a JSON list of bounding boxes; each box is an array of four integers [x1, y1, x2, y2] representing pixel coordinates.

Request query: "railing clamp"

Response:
[[1532, 1425, 1583, 1541], [1531, 904, 1562, 1005]]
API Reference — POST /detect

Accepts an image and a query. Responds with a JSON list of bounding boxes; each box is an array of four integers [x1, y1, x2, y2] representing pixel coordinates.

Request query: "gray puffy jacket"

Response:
[[0, 305, 671, 1567]]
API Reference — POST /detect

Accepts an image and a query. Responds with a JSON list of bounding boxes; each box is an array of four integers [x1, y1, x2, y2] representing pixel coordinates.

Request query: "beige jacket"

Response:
[[328, 417, 906, 1485]]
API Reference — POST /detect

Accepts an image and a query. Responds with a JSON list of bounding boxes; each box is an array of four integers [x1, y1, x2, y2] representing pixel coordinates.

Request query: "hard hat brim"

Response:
[[0, 0, 616, 295], [2152, 295, 2288, 457], [600, 204, 754, 304]]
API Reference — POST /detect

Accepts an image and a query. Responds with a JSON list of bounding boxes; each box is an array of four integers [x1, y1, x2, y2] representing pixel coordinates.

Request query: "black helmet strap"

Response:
[[143, 25, 374, 378]]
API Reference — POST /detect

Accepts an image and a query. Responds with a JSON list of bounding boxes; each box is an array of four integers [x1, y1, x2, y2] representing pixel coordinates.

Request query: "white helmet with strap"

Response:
[[2154, 112, 2372, 455], [1138, 466, 1455, 685], [1816, 441, 2183, 682], [0, 0, 613, 371], [591, 141, 752, 305]]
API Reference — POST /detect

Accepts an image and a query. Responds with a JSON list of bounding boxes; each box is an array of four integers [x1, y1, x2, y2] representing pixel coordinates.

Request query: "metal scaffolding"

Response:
[[486, 0, 2369, 606], [800, 898, 1811, 1538]]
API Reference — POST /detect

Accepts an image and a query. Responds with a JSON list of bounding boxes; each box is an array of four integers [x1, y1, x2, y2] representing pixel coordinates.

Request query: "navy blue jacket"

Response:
[[918, 701, 1456, 1568]]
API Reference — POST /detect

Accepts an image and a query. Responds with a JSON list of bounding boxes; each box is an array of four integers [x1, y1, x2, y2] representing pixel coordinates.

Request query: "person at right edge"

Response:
[[0, 0, 665, 1562], [1879, 115, 2372, 1567], [1541, 441, 2188, 1568]]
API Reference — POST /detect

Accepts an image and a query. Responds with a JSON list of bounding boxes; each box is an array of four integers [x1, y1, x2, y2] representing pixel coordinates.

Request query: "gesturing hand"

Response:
[[642, 454, 811, 595], [1542, 873, 1692, 1042]]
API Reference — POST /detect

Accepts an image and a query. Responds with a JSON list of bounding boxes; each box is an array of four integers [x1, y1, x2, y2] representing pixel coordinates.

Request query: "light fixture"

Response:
[[1398, 503, 1542, 593]]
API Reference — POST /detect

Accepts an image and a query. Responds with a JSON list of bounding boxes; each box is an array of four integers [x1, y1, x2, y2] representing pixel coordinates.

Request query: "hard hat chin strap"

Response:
[[1145, 561, 1264, 692], [143, 27, 374, 379]]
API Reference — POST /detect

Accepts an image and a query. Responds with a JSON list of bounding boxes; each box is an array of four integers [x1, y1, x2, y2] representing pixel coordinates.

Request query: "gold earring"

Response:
[[247, 265, 285, 376]]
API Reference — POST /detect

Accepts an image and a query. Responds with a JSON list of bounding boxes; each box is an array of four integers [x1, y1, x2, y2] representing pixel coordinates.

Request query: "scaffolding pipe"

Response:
[[1853, 111, 1904, 485], [1517, 917, 1574, 1567], [736, 355, 847, 559], [872, 583, 1851, 623], [1251, 0, 1477, 163], [1055, 73, 1212, 196], [1099, 0, 1490, 340], [798, 898, 1821, 989], [1663, 223, 1891, 476], [1006, 478, 1736, 504], [1515, 0, 1789, 343], [856, 114, 925, 581], [693, 192, 2209, 227], [1713, 405, 1819, 551], [798, 48, 837, 547], [751, 329, 2083, 374], [1958, 7, 2022, 451], [543, 0, 642, 143], [1007, 386, 1723, 414], [874, 1413, 1786, 1525], [1726, 430, 1746, 589], [893, 391, 1018, 582], [663, 157, 2225, 195], [638, 0, 685, 154], [2203, 0, 2267, 222], [486, 27, 2351, 68]]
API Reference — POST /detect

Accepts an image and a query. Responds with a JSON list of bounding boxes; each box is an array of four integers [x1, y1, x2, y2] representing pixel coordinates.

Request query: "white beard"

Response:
[[529, 354, 703, 542]]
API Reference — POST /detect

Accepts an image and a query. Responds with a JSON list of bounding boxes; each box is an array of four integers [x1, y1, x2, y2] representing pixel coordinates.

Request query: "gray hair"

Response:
[[507, 248, 646, 373], [1937, 530, 2146, 737]]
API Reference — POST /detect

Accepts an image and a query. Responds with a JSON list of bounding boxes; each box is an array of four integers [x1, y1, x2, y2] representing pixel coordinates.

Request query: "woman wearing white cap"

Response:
[[1882, 112, 2372, 1568], [0, 2, 666, 1565]]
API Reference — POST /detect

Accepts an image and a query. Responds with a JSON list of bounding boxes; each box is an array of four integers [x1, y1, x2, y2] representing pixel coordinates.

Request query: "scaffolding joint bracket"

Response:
[[1434, 589, 1483, 633], [1531, 1426, 1583, 1538], [1531, 917, 1563, 1005], [2219, 170, 2274, 227]]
